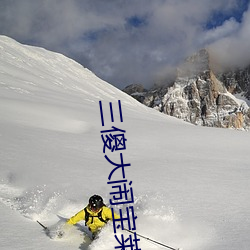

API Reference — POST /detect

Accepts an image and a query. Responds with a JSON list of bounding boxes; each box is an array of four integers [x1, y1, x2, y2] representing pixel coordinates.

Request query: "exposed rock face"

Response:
[[217, 66, 250, 99], [123, 49, 250, 130], [123, 84, 147, 103]]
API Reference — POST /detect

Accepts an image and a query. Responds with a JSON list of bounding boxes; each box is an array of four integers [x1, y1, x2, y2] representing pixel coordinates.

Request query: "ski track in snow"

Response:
[[0, 179, 213, 250], [0, 181, 62, 221]]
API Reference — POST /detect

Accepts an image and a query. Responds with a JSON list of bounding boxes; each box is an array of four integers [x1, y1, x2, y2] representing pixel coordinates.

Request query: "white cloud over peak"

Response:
[[209, 5, 250, 68]]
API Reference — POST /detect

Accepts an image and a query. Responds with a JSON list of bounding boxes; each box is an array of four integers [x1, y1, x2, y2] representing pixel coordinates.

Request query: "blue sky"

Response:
[[0, 0, 249, 89], [205, 0, 249, 28]]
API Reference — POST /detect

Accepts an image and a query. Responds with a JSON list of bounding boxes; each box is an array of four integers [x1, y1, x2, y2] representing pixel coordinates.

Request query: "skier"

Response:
[[66, 194, 119, 239]]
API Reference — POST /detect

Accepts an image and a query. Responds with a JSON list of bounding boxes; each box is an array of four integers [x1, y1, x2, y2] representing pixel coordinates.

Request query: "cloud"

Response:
[[200, 18, 240, 45], [0, 0, 249, 89], [209, 4, 250, 69]]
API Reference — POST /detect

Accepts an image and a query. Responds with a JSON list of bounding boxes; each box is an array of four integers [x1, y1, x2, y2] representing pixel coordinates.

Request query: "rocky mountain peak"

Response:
[[123, 49, 250, 130], [177, 48, 210, 78]]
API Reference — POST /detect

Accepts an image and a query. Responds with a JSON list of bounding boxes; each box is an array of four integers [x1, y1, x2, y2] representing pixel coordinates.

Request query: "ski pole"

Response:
[[37, 220, 48, 230], [124, 228, 181, 250]]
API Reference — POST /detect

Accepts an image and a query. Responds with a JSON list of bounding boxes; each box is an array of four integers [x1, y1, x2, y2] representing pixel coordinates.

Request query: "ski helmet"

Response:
[[89, 195, 104, 211]]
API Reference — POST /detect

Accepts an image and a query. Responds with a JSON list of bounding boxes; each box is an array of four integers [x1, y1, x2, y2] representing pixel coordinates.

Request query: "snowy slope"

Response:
[[0, 36, 250, 250]]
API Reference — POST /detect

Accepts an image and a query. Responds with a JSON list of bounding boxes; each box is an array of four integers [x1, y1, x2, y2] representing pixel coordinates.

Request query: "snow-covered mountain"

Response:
[[124, 49, 250, 130], [217, 65, 250, 100], [0, 36, 250, 250]]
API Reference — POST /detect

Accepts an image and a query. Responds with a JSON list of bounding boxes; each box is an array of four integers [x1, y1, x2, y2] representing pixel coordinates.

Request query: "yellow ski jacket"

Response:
[[67, 206, 119, 233]]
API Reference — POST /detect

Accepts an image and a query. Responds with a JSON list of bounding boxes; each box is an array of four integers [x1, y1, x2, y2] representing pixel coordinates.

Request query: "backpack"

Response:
[[84, 206, 110, 226]]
